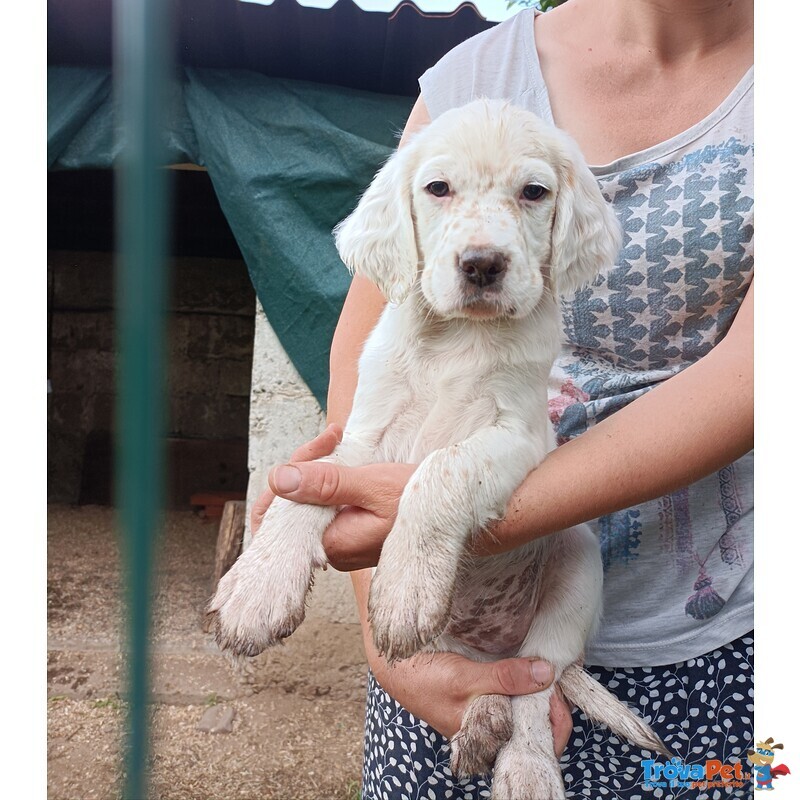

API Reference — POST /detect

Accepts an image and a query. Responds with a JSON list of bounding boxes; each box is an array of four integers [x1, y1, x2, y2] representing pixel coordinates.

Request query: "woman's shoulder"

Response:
[[418, 8, 545, 120]]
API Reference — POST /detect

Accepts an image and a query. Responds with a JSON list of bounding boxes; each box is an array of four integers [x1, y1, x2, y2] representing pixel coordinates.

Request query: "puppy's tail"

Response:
[[558, 662, 673, 758]]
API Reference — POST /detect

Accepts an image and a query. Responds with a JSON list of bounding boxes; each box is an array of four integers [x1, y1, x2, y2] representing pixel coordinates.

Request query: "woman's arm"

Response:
[[480, 281, 754, 554], [271, 280, 753, 565]]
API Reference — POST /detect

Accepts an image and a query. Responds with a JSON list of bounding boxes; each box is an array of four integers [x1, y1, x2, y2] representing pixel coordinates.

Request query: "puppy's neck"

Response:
[[393, 285, 562, 367], [401, 285, 538, 332]]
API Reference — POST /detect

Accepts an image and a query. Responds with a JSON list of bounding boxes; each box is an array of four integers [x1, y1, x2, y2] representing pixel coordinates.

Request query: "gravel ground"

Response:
[[47, 505, 367, 800]]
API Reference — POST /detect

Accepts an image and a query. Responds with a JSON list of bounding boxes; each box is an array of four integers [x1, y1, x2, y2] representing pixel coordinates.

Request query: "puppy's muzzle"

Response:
[[459, 248, 508, 290]]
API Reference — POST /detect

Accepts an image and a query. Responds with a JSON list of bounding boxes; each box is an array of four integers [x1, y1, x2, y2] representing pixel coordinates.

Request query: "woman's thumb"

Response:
[[269, 461, 376, 508], [471, 658, 555, 698]]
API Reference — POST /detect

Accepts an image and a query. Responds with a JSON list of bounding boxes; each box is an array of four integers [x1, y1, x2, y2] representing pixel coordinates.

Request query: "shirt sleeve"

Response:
[[418, 9, 540, 121]]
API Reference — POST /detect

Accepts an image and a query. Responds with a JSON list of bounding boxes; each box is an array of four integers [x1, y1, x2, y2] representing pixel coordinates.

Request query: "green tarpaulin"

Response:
[[48, 65, 413, 406]]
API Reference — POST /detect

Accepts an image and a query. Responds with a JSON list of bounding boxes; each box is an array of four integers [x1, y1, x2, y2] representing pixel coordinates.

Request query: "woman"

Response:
[[257, 0, 754, 796]]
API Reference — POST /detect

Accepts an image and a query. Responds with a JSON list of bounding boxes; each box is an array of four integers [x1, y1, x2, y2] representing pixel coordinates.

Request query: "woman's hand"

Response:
[[371, 648, 574, 756], [268, 458, 415, 570], [251, 424, 414, 569], [250, 423, 344, 534]]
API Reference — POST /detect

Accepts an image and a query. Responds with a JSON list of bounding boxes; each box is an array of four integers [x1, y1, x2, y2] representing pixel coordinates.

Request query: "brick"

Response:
[[48, 392, 86, 430], [49, 350, 116, 395], [47, 429, 85, 504], [169, 393, 249, 440], [170, 257, 254, 316], [49, 251, 114, 309], [91, 393, 116, 432], [50, 312, 115, 352], [187, 315, 254, 361], [167, 355, 220, 397], [219, 360, 252, 398]]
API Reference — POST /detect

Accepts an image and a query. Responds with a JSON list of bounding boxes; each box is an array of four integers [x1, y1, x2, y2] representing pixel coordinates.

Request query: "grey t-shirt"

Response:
[[420, 8, 754, 668]]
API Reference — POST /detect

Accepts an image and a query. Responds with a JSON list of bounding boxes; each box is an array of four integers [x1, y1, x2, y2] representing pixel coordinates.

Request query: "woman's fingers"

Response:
[[467, 657, 555, 699], [466, 658, 572, 758], [321, 506, 389, 571], [550, 684, 574, 758], [266, 455, 414, 571], [374, 651, 558, 741], [290, 423, 343, 462], [249, 487, 276, 535], [251, 424, 343, 534]]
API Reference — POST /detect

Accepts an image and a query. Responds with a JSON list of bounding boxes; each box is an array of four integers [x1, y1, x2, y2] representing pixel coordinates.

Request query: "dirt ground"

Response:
[[47, 505, 368, 800]]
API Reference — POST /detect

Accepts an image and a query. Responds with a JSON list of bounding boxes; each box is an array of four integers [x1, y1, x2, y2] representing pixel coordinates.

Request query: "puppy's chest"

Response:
[[357, 304, 548, 463], [375, 368, 498, 463]]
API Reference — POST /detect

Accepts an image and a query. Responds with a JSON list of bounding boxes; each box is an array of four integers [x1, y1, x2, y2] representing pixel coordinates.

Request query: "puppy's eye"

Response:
[[522, 184, 547, 201], [426, 181, 450, 198]]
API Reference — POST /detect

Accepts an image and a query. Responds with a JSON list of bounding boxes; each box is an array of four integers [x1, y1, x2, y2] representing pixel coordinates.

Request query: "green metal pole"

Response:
[[114, 1, 172, 797]]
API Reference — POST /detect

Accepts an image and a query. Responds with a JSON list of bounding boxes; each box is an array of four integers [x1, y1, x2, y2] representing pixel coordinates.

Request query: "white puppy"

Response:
[[209, 100, 668, 799]]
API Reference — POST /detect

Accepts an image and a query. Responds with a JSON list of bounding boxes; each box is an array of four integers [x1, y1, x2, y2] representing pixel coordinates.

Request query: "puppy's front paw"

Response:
[[208, 539, 325, 657], [450, 694, 513, 777], [367, 556, 454, 662], [492, 744, 565, 800]]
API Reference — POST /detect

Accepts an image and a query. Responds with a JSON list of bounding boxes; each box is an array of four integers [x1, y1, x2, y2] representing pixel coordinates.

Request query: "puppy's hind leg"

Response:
[[451, 694, 513, 778], [492, 687, 565, 800], [492, 526, 603, 800]]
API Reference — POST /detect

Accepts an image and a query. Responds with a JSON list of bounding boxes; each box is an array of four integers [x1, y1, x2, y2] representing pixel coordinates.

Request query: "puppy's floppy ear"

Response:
[[550, 139, 622, 297], [334, 145, 418, 305]]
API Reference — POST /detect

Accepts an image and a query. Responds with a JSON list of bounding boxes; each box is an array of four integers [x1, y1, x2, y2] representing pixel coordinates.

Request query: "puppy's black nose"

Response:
[[459, 249, 507, 288]]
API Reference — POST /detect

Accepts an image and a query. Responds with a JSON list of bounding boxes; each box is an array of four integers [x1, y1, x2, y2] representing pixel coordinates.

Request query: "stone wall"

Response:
[[47, 250, 255, 506]]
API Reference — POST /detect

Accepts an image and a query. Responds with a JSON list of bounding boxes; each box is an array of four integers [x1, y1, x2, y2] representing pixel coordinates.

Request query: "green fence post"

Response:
[[113, 0, 173, 797]]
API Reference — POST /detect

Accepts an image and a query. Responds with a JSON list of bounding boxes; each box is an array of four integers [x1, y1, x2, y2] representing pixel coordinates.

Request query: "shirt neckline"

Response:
[[523, 8, 754, 176]]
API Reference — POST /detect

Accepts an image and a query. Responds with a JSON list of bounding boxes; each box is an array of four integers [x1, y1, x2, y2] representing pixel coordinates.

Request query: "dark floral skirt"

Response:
[[362, 633, 754, 799]]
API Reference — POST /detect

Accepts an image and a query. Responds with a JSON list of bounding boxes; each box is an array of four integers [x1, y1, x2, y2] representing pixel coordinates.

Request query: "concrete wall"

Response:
[[245, 301, 358, 625]]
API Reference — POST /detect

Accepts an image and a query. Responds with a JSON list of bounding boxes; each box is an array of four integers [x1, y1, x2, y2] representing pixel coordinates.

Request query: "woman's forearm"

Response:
[[479, 286, 754, 555], [326, 274, 386, 428], [325, 275, 386, 646], [326, 275, 386, 651], [351, 568, 381, 664]]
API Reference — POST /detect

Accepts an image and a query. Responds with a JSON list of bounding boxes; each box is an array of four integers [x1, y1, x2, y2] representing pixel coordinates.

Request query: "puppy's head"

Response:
[[335, 100, 621, 319]]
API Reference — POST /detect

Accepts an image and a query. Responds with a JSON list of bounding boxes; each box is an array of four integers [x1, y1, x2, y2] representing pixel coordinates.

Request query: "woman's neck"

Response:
[[581, 0, 753, 63], [534, 0, 753, 164]]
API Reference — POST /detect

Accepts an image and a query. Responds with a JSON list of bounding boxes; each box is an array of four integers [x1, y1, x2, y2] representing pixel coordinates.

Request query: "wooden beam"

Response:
[[203, 500, 246, 632]]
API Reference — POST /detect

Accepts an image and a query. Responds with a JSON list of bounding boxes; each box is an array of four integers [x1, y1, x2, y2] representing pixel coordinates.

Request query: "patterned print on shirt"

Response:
[[598, 509, 644, 571], [560, 138, 754, 375]]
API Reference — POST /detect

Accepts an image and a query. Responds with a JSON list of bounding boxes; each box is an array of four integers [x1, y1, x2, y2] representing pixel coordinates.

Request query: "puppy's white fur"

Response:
[[210, 100, 668, 798]]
